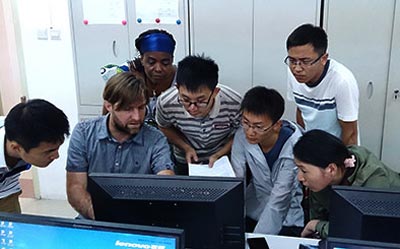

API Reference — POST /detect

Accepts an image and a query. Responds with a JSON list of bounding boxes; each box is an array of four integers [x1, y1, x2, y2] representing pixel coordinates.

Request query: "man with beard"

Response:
[[66, 72, 174, 219]]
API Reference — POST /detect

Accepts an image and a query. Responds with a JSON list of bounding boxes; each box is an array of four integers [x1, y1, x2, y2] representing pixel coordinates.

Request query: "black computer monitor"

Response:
[[329, 185, 400, 243], [319, 237, 400, 249], [0, 211, 184, 249], [88, 173, 245, 249]]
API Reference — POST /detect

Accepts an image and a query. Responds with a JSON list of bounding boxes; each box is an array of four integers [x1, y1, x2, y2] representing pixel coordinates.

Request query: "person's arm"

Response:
[[296, 108, 305, 129], [339, 120, 358, 145], [156, 93, 198, 164], [335, 75, 359, 145], [254, 159, 301, 235], [302, 219, 326, 238], [159, 126, 198, 163], [66, 122, 94, 219], [66, 171, 94, 219], [230, 129, 246, 178], [150, 132, 176, 175], [208, 137, 233, 168], [301, 189, 330, 238], [157, 169, 175, 175]]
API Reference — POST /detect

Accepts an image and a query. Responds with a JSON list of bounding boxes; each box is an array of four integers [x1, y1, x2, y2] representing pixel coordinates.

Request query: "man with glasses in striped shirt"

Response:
[[156, 55, 242, 175]]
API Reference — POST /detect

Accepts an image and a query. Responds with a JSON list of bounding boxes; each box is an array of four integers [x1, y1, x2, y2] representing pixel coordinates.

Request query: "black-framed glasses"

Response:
[[284, 53, 324, 67], [241, 120, 275, 133], [178, 90, 214, 108]]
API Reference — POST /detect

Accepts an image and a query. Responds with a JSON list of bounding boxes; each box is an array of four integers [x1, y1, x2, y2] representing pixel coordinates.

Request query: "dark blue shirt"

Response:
[[263, 125, 294, 171]]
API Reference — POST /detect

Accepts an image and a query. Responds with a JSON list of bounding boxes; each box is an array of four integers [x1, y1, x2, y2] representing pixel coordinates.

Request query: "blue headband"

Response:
[[139, 33, 175, 55]]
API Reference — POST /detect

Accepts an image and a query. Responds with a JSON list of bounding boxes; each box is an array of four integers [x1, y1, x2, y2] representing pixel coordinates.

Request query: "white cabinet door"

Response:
[[70, 0, 130, 117], [324, 0, 395, 157], [382, 2, 400, 172], [253, 0, 320, 121], [189, 0, 253, 95], [126, 0, 189, 64]]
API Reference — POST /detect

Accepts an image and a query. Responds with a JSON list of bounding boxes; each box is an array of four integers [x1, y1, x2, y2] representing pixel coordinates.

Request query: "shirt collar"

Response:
[[0, 127, 30, 172], [0, 127, 7, 169], [97, 114, 145, 145], [97, 115, 110, 140], [208, 92, 221, 119], [306, 59, 331, 88]]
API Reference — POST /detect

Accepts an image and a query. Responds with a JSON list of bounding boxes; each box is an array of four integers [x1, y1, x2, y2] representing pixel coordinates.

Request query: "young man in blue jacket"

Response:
[[231, 86, 304, 236]]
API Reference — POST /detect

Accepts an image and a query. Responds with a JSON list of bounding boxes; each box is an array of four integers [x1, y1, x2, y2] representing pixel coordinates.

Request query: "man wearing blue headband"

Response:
[[101, 29, 177, 126]]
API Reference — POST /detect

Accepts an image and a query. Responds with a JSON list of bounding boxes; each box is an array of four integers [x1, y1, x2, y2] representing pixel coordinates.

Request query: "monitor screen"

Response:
[[329, 185, 400, 243], [88, 173, 245, 249], [0, 211, 184, 249], [320, 237, 400, 249]]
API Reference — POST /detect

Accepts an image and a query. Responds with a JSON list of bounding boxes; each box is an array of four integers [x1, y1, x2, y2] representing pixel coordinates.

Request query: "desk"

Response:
[[246, 233, 320, 249]]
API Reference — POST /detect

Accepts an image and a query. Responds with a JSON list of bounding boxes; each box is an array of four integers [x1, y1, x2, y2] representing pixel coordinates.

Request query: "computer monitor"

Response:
[[0, 211, 184, 249], [88, 173, 245, 249], [319, 237, 400, 249], [329, 185, 400, 243]]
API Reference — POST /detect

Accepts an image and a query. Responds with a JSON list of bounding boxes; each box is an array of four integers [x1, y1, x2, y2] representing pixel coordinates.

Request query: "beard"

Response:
[[111, 114, 141, 136]]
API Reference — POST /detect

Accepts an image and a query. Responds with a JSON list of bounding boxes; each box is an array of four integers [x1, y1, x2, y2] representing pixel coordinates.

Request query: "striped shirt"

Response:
[[0, 127, 31, 199], [156, 84, 242, 163]]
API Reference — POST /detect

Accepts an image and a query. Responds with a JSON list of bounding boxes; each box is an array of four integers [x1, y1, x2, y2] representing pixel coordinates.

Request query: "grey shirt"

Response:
[[66, 115, 174, 174]]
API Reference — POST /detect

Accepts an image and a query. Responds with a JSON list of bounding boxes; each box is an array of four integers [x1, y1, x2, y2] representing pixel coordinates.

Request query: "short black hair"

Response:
[[135, 29, 176, 55], [241, 86, 284, 124], [5, 99, 70, 152], [293, 129, 350, 169], [176, 55, 219, 92], [286, 23, 328, 55]]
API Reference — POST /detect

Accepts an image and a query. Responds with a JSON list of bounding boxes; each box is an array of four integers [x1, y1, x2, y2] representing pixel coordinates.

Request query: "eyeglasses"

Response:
[[284, 53, 324, 67], [178, 90, 214, 108], [241, 120, 275, 133]]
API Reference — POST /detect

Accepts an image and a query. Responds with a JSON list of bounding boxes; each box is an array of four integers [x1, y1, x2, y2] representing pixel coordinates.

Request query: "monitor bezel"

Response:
[[329, 185, 400, 243], [0, 211, 185, 249], [88, 173, 245, 249], [321, 237, 400, 249]]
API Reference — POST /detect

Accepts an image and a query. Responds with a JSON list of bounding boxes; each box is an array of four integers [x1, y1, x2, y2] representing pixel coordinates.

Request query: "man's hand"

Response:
[[185, 147, 198, 164], [208, 154, 221, 168], [85, 203, 95, 220]]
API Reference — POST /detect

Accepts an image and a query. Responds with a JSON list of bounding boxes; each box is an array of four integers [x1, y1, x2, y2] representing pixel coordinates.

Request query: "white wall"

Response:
[[16, 0, 78, 199], [0, 0, 25, 114]]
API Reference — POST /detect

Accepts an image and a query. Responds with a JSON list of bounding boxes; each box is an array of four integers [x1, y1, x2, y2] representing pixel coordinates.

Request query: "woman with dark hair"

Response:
[[101, 29, 177, 125], [293, 129, 400, 239]]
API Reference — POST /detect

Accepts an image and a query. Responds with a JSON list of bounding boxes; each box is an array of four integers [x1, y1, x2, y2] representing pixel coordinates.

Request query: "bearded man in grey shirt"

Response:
[[66, 72, 174, 219]]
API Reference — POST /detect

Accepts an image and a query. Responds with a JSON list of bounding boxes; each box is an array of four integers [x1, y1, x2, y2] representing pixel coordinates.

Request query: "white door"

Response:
[[69, 0, 130, 118], [381, 2, 400, 172], [324, 0, 395, 157], [253, 0, 320, 121], [189, 0, 253, 95], [126, 0, 189, 65]]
